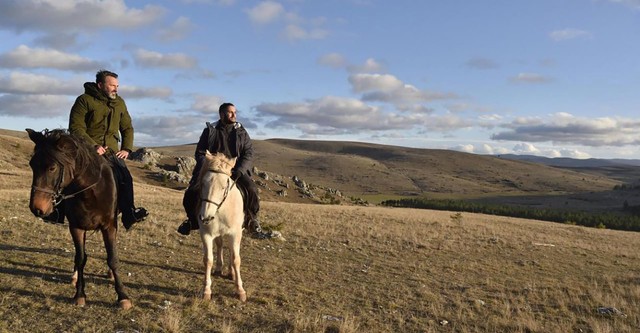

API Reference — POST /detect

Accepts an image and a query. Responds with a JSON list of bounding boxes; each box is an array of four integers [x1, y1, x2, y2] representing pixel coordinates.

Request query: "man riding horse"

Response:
[[65, 69, 148, 230], [177, 102, 273, 239]]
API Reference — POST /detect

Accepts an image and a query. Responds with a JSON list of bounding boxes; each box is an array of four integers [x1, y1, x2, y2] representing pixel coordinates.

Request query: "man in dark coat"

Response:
[[177, 102, 271, 238], [66, 69, 148, 230]]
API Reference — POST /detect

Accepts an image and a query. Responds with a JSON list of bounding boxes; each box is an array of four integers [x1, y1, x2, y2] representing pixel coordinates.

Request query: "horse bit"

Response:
[[31, 163, 99, 207], [200, 169, 237, 224]]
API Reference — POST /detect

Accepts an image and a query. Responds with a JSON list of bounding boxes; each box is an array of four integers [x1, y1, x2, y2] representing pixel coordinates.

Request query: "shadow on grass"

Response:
[[0, 243, 71, 256]]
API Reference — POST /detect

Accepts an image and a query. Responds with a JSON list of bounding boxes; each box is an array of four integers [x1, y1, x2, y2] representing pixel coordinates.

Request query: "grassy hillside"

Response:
[[2, 166, 640, 332], [2, 128, 640, 332], [151, 138, 622, 200]]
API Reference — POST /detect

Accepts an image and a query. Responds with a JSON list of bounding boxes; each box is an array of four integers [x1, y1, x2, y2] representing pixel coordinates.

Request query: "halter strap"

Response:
[[200, 169, 237, 224], [31, 163, 101, 207]]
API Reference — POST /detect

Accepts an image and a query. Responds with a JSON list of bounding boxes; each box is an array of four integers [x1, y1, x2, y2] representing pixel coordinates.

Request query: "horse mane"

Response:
[[193, 152, 234, 191], [35, 129, 104, 175]]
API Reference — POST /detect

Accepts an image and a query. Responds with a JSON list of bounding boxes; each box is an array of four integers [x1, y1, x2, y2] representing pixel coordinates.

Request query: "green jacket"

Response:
[[68, 82, 134, 152]]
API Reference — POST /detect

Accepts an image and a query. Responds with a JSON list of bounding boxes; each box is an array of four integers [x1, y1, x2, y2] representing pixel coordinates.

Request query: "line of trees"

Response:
[[380, 198, 640, 232]]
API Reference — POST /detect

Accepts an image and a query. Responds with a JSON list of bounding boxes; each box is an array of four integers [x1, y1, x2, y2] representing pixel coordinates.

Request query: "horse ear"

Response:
[[26, 128, 44, 145], [205, 150, 212, 157]]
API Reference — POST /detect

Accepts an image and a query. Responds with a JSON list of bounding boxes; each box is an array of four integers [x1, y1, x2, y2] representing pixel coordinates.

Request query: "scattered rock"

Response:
[[322, 315, 343, 322], [130, 147, 161, 166], [597, 307, 627, 317], [176, 156, 195, 177]]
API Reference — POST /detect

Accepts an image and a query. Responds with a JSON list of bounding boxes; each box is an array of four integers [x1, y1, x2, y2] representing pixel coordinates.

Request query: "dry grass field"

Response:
[[2, 130, 640, 332]]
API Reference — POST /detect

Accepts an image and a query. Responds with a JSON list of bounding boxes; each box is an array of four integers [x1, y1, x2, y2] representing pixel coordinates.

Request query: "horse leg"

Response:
[[228, 234, 246, 302], [201, 234, 214, 301], [70, 228, 87, 306], [213, 237, 225, 278], [101, 227, 131, 310]]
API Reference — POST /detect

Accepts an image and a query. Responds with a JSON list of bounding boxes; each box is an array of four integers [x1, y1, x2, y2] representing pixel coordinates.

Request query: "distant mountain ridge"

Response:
[[498, 154, 640, 168]]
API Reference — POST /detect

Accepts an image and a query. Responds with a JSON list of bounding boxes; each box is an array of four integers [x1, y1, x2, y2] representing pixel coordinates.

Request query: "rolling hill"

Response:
[[4, 128, 638, 213]]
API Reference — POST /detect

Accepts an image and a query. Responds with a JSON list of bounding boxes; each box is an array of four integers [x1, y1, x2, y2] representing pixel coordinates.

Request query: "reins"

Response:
[[200, 169, 237, 224]]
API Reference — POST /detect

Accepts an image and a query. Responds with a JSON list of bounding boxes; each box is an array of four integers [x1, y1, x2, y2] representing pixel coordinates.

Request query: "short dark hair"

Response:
[[96, 70, 118, 84], [219, 103, 235, 115]]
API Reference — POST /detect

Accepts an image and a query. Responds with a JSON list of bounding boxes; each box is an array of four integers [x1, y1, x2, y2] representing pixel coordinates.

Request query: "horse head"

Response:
[[26, 128, 79, 218], [197, 151, 237, 224]]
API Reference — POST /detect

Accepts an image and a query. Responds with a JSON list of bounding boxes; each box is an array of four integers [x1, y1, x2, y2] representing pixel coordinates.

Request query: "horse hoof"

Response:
[[75, 297, 86, 306], [213, 270, 222, 277], [203, 292, 212, 301], [119, 299, 133, 310], [238, 292, 247, 302]]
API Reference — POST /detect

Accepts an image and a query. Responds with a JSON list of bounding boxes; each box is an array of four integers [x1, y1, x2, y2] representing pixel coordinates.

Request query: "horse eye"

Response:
[[48, 165, 57, 172]]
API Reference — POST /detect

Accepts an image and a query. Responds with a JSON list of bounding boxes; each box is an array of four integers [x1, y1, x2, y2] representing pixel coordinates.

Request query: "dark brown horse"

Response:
[[26, 128, 132, 309]]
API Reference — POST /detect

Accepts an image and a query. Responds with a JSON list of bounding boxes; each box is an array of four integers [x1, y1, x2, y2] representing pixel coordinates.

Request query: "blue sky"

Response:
[[0, 0, 639, 159]]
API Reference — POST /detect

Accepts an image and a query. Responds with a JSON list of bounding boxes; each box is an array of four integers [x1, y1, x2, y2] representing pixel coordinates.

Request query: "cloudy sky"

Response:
[[1, 0, 639, 159]]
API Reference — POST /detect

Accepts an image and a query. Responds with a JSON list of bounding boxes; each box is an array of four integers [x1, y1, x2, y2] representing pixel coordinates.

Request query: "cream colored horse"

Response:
[[195, 151, 246, 302]]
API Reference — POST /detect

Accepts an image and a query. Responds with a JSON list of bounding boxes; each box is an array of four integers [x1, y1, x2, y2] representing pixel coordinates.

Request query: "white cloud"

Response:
[[318, 53, 347, 69], [255, 96, 415, 133], [246, 1, 284, 24], [558, 149, 591, 159], [157, 16, 193, 42], [513, 142, 541, 154], [511, 143, 592, 159], [0, 0, 165, 32], [0, 94, 71, 118], [119, 86, 173, 100], [134, 114, 205, 146], [451, 144, 475, 153], [0, 45, 107, 71], [549, 28, 591, 41], [246, 1, 330, 42], [450, 143, 510, 155], [492, 113, 640, 147], [282, 24, 328, 41], [133, 48, 198, 69], [347, 58, 385, 74], [190, 95, 225, 115], [509, 72, 553, 84], [0, 71, 81, 95], [348, 73, 457, 112], [349, 73, 404, 93], [420, 114, 474, 132]]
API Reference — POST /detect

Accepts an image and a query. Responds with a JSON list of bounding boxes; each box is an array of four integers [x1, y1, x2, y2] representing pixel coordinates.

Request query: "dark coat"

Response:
[[195, 121, 254, 177], [68, 82, 134, 152]]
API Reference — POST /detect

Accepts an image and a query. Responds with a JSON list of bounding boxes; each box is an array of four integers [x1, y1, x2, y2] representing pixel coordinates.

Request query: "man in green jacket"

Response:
[[68, 69, 148, 230]]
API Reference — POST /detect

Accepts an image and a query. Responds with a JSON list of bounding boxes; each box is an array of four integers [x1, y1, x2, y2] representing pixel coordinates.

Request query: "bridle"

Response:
[[31, 162, 100, 207], [200, 169, 237, 224]]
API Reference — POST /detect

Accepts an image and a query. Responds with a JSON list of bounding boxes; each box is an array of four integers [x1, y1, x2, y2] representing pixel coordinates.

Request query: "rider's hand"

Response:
[[115, 150, 129, 159], [96, 145, 107, 155]]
